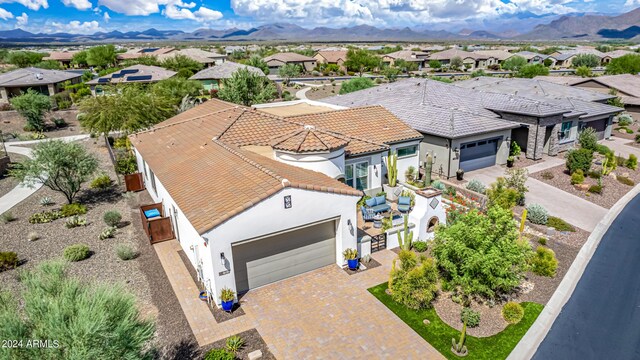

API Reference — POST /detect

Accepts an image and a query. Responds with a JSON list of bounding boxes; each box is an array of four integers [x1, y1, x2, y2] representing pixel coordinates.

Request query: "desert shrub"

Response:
[[627, 128, 634, 134], [466, 179, 486, 194], [616, 155, 627, 167], [617, 176, 635, 186], [444, 186, 456, 197], [502, 302, 524, 324], [595, 144, 612, 155], [90, 174, 112, 190], [566, 149, 593, 174], [204, 348, 235, 360], [60, 203, 87, 217], [63, 244, 90, 262], [0, 251, 18, 271], [39, 196, 54, 206], [547, 216, 575, 232], [225, 335, 245, 353], [0, 211, 16, 224], [538, 237, 547, 246], [103, 210, 122, 227], [618, 114, 633, 126], [486, 177, 519, 210], [541, 171, 554, 180], [527, 204, 549, 225], [588, 170, 602, 179], [99, 226, 117, 240], [504, 168, 528, 206], [389, 252, 439, 310], [530, 246, 558, 277], [578, 127, 598, 151], [412, 240, 428, 252], [570, 169, 585, 185], [52, 117, 67, 128], [461, 307, 481, 328], [115, 155, 138, 175], [29, 210, 63, 224], [431, 180, 446, 190], [626, 154, 638, 170], [636, 134, 640, 143], [588, 185, 602, 194], [116, 244, 137, 260], [65, 216, 87, 229], [113, 137, 131, 150]]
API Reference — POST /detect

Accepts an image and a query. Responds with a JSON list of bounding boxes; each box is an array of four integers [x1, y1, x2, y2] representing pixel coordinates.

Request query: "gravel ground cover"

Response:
[[531, 163, 640, 209], [0, 154, 27, 198], [199, 329, 275, 360], [305, 84, 342, 100], [610, 123, 639, 141], [0, 109, 84, 140]]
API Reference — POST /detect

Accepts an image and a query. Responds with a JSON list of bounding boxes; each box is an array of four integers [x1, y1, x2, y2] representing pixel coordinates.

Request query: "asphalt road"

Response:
[[533, 194, 640, 360]]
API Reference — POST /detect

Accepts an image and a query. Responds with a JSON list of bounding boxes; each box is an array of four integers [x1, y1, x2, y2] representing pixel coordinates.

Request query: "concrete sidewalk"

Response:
[[466, 164, 607, 232], [601, 137, 640, 159]]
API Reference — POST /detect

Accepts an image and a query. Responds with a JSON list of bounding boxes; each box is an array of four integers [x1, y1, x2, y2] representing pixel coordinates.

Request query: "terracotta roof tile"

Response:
[[270, 126, 349, 153]]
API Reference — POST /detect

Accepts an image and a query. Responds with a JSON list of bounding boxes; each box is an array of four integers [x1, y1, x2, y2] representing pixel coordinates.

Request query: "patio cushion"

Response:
[[361, 206, 375, 221], [374, 195, 386, 206], [365, 197, 377, 208], [398, 196, 411, 206], [371, 203, 391, 213], [144, 208, 161, 219], [398, 204, 411, 213]]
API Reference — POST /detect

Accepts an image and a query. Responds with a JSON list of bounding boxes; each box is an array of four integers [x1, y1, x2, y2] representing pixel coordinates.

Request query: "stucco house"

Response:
[[313, 50, 348, 72], [0, 67, 82, 104], [263, 53, 317, 73], [130, 98, 423, 303], [427, 49, 490, 70], [156, 48, 227, 67], [190, 61, 265, 91], [380, 50, 429, 69], [86, 65, 176, 95], [42, 51, 77, 68], [513, 51, 555, 66]]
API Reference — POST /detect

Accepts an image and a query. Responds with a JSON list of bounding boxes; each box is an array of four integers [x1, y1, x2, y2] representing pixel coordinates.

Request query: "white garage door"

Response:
[[232, 220, 336, 293], [459, 138, 500, 172]]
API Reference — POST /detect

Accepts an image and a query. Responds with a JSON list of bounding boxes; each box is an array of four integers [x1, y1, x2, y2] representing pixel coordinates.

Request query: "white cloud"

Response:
[[98, 0, 222, 23], [103, 11, 110, 22], [194, 6, 223, 22], [61, 0, 92, 10], [98, 0, 160, 16], [0, 6, 13, 20], [15, 12, 28, 27], [0, 0, 47, 11], [625, 0, 640, 7], [48, 20, 103, 33]]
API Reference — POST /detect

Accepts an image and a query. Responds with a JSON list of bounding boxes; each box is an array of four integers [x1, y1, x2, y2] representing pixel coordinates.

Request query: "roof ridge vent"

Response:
[[303, 124, 315, 130]]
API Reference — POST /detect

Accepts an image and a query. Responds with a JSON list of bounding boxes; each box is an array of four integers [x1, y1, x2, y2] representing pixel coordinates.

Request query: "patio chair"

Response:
[[360, 206, 375, 221], [397, 196, 411, 214], [364, 195, 391, 214]]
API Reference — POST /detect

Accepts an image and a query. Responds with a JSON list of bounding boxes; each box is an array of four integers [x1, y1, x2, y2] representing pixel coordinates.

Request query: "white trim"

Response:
[[252, 98, 348, 110], [230, 216, 339, 246]]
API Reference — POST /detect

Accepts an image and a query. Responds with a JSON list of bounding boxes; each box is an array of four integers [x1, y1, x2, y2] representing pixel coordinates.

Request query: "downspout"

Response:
[[447, 139, 452, 179]]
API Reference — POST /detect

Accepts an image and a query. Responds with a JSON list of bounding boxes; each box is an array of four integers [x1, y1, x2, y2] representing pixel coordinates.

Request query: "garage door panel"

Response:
[[460, 138, 499, 172], [233, 221, 336, 292]]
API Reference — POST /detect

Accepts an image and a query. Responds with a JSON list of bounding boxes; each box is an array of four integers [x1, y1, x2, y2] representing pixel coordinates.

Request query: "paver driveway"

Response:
[[155, 240, 444, 359]]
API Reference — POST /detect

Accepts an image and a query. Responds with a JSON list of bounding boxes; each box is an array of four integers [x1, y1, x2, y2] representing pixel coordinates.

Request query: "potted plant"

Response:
[[456, 168, 464, 181], [199, 291, 208, 301], [383, 152, 401, 201], [220, 287, 235, 312], [507, 156, 515, 168], [343, 248, 359, 270]]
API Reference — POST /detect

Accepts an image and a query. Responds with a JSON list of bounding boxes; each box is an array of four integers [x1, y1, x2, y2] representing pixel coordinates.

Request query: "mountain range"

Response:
[[1, 8, 639, 43]]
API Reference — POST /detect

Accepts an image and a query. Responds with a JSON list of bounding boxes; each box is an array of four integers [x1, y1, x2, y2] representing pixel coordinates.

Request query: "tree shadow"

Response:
[[159, 339, 201, 360], [76, 188, 122, 207]]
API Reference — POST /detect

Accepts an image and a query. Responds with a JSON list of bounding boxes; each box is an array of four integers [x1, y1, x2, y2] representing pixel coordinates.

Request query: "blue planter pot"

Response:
[[221, 300, 234, 312], [199, 291, 208, 301], [347, 258, 359, 270]]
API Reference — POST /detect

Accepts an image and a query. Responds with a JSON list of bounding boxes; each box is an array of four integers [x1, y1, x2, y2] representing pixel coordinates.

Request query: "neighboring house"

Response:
[[550, 49, 605, 68], [472, 50, 514, 67], [42, 51, 77, 68], [427, 49, 489, 70], [0, 67, 82, 104], [129, 98, 423, 303], [224, 45, 246, 55], [263, 53, 317, 73], [190, 61, 265, 91], [321, 78, 622, 178], [601, 50, 636, 64], [86, 65, 176, 95], [156, 48, 227, 67], [380, 50, 429, 69], [513, 51, 555, 66], [313, 50, 348, 71], [117, 47, 175, 62]]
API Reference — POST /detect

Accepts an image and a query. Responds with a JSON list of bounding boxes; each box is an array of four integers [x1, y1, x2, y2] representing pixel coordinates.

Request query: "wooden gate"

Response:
[[140, 203, 175, 244], [370, 233, 387, 253], [125, 172, 145, 192]]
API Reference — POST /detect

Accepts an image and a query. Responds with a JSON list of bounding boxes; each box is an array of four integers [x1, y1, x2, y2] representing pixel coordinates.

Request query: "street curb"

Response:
[[507, 183, 640, 360]]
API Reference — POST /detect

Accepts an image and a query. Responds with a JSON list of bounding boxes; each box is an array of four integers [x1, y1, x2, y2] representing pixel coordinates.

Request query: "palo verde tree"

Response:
[[515, 63, 549, 78], [6, 51, 45, 68], [572, 54, 600, 68], [10, 89, 52, 132], [344, 48, 381, 76], [161, 54, 204, 77], [606, 54, 640, 75], [10, 140, 99, 204], [218, 68, 276, 106], [0, 261, 155, 360], [78, 85, 175, 136], [86, 45, 117, 68], [501, 56, 527, 72]]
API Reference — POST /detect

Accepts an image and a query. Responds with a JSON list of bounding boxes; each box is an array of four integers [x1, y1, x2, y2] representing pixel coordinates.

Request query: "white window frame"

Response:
[[396, 145, 418, 158], [559, 121, 572, 142], [345, 161, 369, 191]]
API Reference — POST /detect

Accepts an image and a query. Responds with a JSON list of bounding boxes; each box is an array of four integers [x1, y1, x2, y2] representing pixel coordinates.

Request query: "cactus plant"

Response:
[[424, 153, 433, 186], [386, 151, 398, 187], [397, 215, 413, 251], [451, 319, 468, 356]]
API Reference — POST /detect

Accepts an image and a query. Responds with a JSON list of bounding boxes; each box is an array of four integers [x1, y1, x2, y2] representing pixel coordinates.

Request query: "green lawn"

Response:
[[368, 283, 543, 360]]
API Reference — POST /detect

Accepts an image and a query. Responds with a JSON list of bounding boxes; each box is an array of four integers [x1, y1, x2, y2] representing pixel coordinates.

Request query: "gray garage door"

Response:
[[459, 138, 500, 172], [232, 220, 336, 293], [582, 119, 607, 140]]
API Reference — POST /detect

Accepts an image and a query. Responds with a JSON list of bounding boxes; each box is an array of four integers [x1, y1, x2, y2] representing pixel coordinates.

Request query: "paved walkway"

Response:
[[295, 87, 311, 100], [601, 137, 640, 159], [154, 240, 444, 359], [466, 162, 607, 232]]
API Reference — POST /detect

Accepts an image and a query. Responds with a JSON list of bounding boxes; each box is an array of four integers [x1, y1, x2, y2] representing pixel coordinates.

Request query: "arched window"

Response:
[[427, 217, 439, 233]]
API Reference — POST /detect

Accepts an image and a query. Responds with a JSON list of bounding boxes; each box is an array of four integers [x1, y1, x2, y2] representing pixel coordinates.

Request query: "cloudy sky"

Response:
[[0, 0, 635, 34]]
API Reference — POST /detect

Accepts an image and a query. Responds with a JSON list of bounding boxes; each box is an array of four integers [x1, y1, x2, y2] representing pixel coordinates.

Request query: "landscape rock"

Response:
[[248, 350, 263, 360]]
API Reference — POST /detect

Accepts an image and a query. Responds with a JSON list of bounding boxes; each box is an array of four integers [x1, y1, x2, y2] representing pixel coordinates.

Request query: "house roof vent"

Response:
[[303, 124, 315, 130], [35, 73, 44, 80]]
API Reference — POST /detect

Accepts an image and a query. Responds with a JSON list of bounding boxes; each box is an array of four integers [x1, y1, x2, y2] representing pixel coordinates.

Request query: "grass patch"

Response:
[[547, 216, 576, 232], [368, 283, 543, 360]]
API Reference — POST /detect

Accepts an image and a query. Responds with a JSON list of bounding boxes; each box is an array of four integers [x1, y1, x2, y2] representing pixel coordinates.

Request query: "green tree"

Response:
[[471, 69, 487, 78], [218, 68, 276, 106], [246, 55, 270, 75], [449, 56, 463, 71], [575, 66, 592, 77], [121, 55, 160, 67], [6, 51, 45, 67], [78, 85, 175, 136], [595, 45, 613, 53], [34, 60, 63, 70], [607, 89, 624, 107], [71, 50, 88, 67], [339, 77, 375, 94], [10, 140, 98, 204], [502, 56, 527, 72], [86, 45, 117, 68], [278, 63, 302, 84], [543, 58, 554, 67], [515, 64, 549, 78], [382, 66, 401, 82], [428, 60, 442, 71], [161, 54, 204, 77], [432, 206, 532, 299], [151, 77, 203, 106], [572, 54, 600, 68], [344, 48, 381, 76], [394, 59, 419, 72], [0, 261, 155, 360], [606, 54, 640, 75], [9, 89, 52, 131], [388, 251, 439, 310], [486, 177, 519, 210]]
